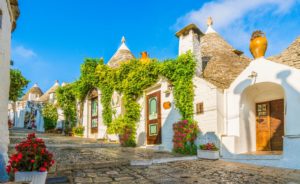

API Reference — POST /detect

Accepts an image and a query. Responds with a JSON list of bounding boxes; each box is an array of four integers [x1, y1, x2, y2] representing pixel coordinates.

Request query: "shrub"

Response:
[[6, 133, 55, 180], [42, 103, 58, 130], [72, 125, 85, 136], [173, 120, 199, 155]]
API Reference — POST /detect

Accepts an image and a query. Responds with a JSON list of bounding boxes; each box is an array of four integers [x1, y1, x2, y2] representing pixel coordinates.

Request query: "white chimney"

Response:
[[176, 24, 203, 76]]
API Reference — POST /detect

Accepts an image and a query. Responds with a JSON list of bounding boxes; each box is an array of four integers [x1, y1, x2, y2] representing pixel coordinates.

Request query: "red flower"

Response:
[[17, 153, 23, 160], [39, 167, 47, 172], [6, 165, 11, 173], [41, 148, 45, 154], [7, 133, 55, 174]]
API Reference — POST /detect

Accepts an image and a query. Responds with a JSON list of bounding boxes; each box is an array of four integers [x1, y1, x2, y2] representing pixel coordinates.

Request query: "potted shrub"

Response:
[[197, 143, 219, 160], [6, 133, 55, 184]]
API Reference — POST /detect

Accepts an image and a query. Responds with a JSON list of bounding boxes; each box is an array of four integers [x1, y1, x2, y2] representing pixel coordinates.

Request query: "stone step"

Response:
[[46, 176, 69, 184]]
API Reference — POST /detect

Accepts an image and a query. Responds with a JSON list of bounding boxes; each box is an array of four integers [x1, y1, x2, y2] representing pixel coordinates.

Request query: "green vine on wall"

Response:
[[55, 52, 196, 146], [42, 103, 58, 130]]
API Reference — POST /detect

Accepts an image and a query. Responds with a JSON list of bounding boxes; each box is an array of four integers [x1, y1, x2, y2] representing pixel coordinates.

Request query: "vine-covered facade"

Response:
[[55, 18, 300, 169]]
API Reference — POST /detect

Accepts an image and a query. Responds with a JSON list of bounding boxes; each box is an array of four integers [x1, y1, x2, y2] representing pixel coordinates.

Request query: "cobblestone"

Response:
[[9, 129, 300, 184]]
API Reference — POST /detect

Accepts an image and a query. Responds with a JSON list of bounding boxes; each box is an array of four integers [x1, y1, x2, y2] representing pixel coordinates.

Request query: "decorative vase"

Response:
[[249, 30, 268, 59], [197, 149, 219, 160], [15, 171, 47, 184]]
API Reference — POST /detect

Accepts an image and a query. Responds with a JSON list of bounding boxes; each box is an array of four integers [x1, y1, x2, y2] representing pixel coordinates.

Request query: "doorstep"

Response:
[[221, 153, 282, 160]]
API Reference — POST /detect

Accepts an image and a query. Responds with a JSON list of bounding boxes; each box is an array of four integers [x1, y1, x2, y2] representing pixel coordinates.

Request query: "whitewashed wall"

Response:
[[193, 77, 222, 146], [222, 58, 300, 169], [0, 0, 13, 181]]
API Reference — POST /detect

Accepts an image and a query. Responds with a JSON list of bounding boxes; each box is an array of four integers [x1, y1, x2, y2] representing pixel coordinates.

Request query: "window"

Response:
[[196, 102, 204, 114], [0, 10, 2, 29], [148, 97, 157, 120], [91, 97, 98, 133], [90, 89, 98, 133]]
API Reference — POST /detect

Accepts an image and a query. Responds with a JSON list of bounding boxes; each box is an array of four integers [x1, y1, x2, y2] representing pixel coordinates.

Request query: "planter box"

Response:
[[15, 171, 47, 184], [197, 149, 219, 160]]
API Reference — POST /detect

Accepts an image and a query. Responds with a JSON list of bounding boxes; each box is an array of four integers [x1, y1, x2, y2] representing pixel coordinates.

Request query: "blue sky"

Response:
[[11, 0, 300, 92]]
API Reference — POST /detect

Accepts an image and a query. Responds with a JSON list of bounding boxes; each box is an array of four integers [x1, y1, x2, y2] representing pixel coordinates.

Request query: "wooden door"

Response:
[[256, 102, 271, 151], [146, 91, 161, 145], [270, 99, 284, 151], [256, 99, 284, 151]]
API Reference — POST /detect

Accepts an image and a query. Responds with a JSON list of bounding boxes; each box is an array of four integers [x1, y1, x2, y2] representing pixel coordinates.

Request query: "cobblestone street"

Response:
[[9, 129, 300, 184]]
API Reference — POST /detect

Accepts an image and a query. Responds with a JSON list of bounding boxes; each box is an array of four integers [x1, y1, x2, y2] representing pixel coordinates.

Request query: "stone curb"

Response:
[[130, 156, 198, 166]]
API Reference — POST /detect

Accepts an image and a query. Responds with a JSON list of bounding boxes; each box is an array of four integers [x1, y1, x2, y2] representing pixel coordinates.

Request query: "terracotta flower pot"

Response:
[[249, 30, 268, 59]]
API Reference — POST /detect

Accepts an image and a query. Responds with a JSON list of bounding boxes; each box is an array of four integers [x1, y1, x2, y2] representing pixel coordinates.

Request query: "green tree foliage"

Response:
[[42, 103, 58, 130], [9, 69, 30, 101]]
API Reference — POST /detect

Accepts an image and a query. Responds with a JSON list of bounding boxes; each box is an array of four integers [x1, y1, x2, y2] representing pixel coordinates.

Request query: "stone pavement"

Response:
[[8, 129, 300, 184]]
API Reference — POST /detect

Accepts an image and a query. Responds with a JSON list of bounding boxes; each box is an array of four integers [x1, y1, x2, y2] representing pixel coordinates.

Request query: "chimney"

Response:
[[140, 51, 150, 62], [141, 51, 148, 59], [176, 24, 203, 76]]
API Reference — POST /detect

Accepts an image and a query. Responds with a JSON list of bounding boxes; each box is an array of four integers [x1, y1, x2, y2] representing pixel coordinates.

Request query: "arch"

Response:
[[238, 82, 285, 154]]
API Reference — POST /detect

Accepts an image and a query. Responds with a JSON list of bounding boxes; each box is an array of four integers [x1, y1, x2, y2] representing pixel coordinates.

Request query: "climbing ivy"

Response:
[[56, 83, 77, 130], [55, 52, 196, 146], [42, 103, 58, 130]]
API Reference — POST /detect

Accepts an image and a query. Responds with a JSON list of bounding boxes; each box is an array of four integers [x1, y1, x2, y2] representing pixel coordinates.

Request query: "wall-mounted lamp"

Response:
[[248, 71, 257, 78]]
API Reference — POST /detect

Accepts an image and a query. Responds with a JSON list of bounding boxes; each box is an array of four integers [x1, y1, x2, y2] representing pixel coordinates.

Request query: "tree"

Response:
[[9, 69, 29, 126], [9, 69, 29, 101]]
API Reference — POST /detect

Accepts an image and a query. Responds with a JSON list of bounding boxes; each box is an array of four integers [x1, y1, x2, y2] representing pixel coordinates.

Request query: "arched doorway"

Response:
[[89, 89, 99, 134], [240, 82, 285, 153]]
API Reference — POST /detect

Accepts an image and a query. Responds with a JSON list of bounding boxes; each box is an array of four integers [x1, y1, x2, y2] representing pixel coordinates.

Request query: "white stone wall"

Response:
[[193, 77, 221, 146], [0, 0, 13, 181], [56, 108, 64, 129], [0, 0, 11, 147]]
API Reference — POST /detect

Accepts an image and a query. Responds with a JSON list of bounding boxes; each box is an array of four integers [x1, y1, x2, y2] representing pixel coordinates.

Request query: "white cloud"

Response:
[[174, 0, 299, 57], [175, 0, 297, 30], [13, 45, 37, 59]]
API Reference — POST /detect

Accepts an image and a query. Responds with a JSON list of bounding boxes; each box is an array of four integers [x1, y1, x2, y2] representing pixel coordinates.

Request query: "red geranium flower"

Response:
[[6, 133, 55, 179]]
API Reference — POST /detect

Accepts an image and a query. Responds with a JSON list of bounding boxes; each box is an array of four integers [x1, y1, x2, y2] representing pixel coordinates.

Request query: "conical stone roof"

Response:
[[39, 81, 60, 102], [107, 36, 135, 68], [268, 37, 300, 70], [21, 83, 43, 101], [200, 22, 250, 89]]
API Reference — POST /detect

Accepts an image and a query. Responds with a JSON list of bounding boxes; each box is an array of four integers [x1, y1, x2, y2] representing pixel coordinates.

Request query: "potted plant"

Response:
[[197, 143, 219, 160], [6, 133, 55, 184]]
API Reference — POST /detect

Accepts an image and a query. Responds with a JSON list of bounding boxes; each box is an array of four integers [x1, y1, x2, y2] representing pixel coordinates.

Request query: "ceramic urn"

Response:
[[250, 30, 268, 59]]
